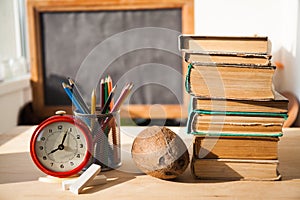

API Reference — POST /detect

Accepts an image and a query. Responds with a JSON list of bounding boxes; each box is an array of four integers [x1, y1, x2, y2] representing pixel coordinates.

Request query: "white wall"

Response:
[[0, 0, 21, 59], [0, 0, 31, 133], [195, 0, 300, 126], [0, 76, 31, 133]]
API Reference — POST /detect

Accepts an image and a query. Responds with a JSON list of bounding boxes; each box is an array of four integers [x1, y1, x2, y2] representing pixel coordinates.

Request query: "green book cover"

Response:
[[192, 110, 288, 118], [185, 63, 193, 95], [186, 110, 287, 137]]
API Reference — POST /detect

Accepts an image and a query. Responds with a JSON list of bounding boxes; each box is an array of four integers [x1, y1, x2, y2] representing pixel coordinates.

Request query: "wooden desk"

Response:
[[0, 126, 300, 199]]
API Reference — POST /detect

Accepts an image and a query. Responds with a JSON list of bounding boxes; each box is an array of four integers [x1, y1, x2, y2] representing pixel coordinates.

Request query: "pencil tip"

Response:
[[68, 78, 74, 85], [125, 82, 133, 90], [128, 83, 134, 90], [62, 82, 72, 89]]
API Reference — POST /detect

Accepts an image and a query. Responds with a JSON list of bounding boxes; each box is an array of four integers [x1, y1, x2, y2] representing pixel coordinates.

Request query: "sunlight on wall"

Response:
[[195, 0, 300, 126]]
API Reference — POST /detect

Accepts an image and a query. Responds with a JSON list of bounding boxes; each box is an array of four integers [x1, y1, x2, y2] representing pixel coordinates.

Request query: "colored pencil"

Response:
[[90, 89, 96, 129], [67, 78, 90, 114], [104, 77, 109, 104], [91, 89, 96, 115], [100, 79, 105, 109], [107, 76, 114, 110], [111, 82, 133, 112], [62, 82, 85, 114], [101, 85, 117, 114], [93, 82, 133, 144]]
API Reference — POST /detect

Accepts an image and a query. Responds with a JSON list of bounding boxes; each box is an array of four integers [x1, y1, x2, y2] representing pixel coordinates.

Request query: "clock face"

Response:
[[31, 118, 91, 177]]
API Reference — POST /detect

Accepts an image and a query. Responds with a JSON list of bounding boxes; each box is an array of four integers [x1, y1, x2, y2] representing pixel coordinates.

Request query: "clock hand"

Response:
[[61, 128, 70, 145], [48, 129, 70, 155], [48, 142, 66, 155], [48, 147, 59, 155]]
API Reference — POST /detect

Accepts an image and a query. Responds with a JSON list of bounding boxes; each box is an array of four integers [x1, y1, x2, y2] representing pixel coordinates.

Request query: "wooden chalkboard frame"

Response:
[[27, 0, 194, 119]]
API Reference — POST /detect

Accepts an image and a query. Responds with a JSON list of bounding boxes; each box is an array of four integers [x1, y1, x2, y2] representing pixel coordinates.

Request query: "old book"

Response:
[[191, 158, 280, 181], [193, 136, 279, 160], [185, 52, 271, 66], [185, 63, 275, 100], [179, 35, 271, 54], [187, 110, 287, 137], [191, 92, 288, 113]]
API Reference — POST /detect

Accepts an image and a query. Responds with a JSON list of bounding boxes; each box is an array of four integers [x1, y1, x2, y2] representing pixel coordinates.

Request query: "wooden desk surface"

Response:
[[0, 126, 300, 199]]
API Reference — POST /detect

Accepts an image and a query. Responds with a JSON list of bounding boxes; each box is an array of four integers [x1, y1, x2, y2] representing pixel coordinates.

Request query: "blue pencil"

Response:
[[62, 82, 86, 114], [67, 78, 90, 114]]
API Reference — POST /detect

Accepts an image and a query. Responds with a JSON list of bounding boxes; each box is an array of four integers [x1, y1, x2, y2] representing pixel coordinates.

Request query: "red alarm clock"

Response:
[[30, 111, 92, 178]]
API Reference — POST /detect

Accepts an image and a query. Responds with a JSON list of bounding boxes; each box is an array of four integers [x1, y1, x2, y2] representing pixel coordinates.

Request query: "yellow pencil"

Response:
[[91, 89, 96, 129]]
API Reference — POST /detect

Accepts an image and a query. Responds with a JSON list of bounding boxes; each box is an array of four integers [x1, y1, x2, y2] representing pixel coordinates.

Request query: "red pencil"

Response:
[[111, 82, 133, 112]]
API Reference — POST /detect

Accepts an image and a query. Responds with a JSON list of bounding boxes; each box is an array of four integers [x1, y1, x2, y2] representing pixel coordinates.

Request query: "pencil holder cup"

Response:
[[74, 110, 121, 171]]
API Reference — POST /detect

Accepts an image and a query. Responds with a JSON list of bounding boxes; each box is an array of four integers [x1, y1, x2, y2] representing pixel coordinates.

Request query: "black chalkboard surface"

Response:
[[40, 9, 182, 106], [27, 0, 194, 119]]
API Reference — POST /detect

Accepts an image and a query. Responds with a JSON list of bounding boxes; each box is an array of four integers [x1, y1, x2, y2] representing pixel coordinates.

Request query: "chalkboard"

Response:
[[27, 0, 194, 119], [40, 9, 182, 106]]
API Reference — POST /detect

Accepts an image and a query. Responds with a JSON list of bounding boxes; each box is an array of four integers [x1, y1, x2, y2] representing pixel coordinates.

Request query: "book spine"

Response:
[[188, 131, 283, 137], [185, 52, 272, 67], [186, 108, 196, 134], [185, 63, 193, 95], [192, 110, 288, 119]]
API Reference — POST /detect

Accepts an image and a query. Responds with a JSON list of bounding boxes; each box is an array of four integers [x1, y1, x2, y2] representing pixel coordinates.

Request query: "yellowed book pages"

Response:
[[188, 65, 275, 100], [191, 158, 280, 181], [179, 35, 271, 54], [192, 114, 285, 133], [192, 93, 288, 113], [193, 136, 278, 159]]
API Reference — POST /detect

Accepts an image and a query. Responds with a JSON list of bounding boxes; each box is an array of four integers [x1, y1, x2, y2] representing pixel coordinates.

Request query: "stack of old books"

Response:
[[179, 35, 289, 180]]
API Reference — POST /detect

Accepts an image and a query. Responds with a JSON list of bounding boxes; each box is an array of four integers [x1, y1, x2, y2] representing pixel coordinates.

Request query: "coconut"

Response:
[[131, 126, 189, 179]]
